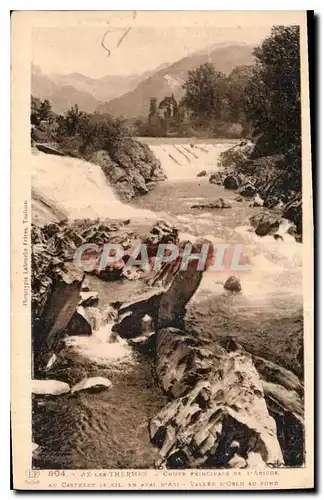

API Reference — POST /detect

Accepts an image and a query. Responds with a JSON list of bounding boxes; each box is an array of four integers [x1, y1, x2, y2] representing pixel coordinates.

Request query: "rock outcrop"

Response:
[[32, 261, 84, 373], [66, 307, 92, 336], [224, 276, 242, 292], [249, 213, 281, 237], [223, 174, 241, 190], [209, 172, 226, 185], [71, 376, 112, 394], [112, 240, 210, 338], [191, 198, 231, 209], [283, 193, 302, 235], [91, 138, 166, 201], [217, 142, 302, 238], [218, 140, 255, 170], [151, 330, 284, 468], [32, 379, 70, 396], [238, 182, 256, 197], [31, 218, 181, 373]]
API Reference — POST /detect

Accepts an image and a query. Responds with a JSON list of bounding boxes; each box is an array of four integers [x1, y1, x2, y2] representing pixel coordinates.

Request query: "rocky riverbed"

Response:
[[31, 139, 304, 470]]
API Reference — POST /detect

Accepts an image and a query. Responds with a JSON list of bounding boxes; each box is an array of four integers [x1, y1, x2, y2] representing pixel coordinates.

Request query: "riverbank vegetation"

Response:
[[31, 26, 301, 212], [31, 25, 301, 159], [215, 26, 302, 234]]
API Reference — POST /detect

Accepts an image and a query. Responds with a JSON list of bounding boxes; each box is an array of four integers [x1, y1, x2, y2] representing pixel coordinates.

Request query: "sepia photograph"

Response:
[[11, 10, 313, 490]]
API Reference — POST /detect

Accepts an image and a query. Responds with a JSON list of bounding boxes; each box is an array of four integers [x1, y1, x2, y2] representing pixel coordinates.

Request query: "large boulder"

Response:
[[224, 276, 242, 292], [238, 182, 256, 197], [112, 290, 162, 339], [151, 334, 284, 468], [249, 213, 281, 237], [113, 240, 210, 336], [91, 139, 166, 201], [223, 174, 241, 190], [228, 454, 247, 469], [66, 306, 92, 336], [32, 379, 70, 396], [71, 377, 112, 394], [113, 310, 143, 339], [283, 194, 302, 234], [191, 197, 231, 209], [197, 170, 207, 177], [157, 244, 208, 329], [218, 140, 255, 169], [130, 171, 149, 195], [209, 172, 225, 185], [32, 261, 84, 373]]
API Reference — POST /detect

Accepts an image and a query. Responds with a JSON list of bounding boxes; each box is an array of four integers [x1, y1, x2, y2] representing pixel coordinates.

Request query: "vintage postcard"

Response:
[[11, 11, 314, 490]]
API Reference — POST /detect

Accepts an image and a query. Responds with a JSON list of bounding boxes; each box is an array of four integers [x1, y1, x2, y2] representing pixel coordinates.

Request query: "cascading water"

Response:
[[134, 139, 303, 319], [31, 141, 302, 318], [32, 139, 303, 470], [148, 140, 235, 179], [31, 150, 156, 224]]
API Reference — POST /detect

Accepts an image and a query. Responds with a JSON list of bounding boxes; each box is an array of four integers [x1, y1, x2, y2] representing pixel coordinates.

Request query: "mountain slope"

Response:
[[97, 44, 255, 118], [31, 65, 58, 101], [48, 85, 102, 114], [32, 65, 101, 113], [50, 64, 170, 103], [31, 64, 171, 114]]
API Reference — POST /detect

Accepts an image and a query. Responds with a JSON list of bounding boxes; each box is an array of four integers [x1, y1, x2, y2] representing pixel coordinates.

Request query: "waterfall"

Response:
[[146, 141, 237, 180], [31, 150, 156, 224]]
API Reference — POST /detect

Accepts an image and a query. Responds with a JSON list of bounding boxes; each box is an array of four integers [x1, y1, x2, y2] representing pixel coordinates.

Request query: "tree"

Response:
[[182, 63, 228, 121], [146, 97, 165, 136], [31, 96, 41, 125], [56, 104, 87, 137], [245, 26, 301, 158], [148, 98, 158, 121], [38, 99, 53, 122], [226, 65, 253, 126], [55, 106, 130, 157]]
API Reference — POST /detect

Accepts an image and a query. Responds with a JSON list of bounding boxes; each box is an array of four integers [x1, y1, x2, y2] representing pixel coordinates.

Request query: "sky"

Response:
[[32, 25, 274, 79]]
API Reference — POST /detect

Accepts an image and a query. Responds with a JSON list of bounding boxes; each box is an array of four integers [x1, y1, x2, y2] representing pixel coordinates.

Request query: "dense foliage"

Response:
[[31, 100, 131, 160], [31, 25, 301, 177], [245, 26, 301, 156], [31, 97, 53, 125], [245, 26, 301, 189], [137, 64, 252, 138]]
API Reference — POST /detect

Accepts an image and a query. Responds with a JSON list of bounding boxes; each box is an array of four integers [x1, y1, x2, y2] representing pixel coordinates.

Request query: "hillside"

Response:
[[97, 43, 255, 118], [31, 65, 58, 101], [31, 64, 170, 114], [47, 85, 102, 114]]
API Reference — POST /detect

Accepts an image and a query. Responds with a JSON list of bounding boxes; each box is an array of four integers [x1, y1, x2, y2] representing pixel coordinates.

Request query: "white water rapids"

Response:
[[148, 141, 233, 179], [31, 149, 155, 224], [136, 139, 303, 316], [31, 139, 303, 319]]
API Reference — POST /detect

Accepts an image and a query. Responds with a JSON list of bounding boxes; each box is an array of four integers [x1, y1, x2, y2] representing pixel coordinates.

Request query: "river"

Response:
[[133, 138, 303, 352], [33, 138, 304, 470]]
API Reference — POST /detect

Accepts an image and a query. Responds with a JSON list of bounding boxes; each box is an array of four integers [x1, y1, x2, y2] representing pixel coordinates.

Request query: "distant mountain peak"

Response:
[[31, 43, 255, 116], [97, 43, 255, 118]]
